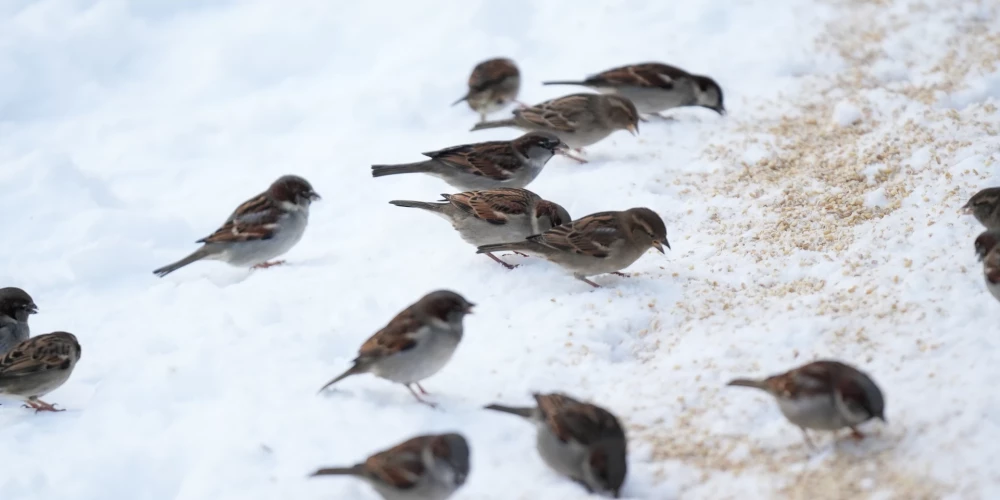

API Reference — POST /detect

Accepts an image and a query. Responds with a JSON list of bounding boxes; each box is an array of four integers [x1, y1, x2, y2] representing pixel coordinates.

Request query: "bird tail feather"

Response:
[[469, 119, 517, 132], [371, 162, 432, 178], [153, 248, 212, 277]]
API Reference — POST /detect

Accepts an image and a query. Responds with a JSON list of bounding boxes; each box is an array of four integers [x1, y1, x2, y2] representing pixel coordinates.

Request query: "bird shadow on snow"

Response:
[[317, 385, 464, 412]]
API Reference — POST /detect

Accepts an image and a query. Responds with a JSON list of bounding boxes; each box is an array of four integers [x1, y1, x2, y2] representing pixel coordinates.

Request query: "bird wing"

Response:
[[527, 212, 622, 258], [0, 332, 80, 378], [445, 188, 536, 226]]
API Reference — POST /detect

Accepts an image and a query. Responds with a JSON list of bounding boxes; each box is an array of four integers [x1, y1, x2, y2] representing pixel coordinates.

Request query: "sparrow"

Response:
[[452, 57, 522, 122], [974, 229, 1000, 261], [485, 393, 627, 497], [318, 290, 474, 406], [727, 360, 886, 446], [0, 287, 37, 355], [469, 93, 640, 163], [0, 331, 81, 412], [975, 230, 1000, 302], [371, 132, 568, 191], [543, 62, 725, 118], [962, 187, 1000, 229], [476, 207, 669, 287], [153, 175, 321, 277], [310, 433, 470, 500], [388, 188, 571, 269]]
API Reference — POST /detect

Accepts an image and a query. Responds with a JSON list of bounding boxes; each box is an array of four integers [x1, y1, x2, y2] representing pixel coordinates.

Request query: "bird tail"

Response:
[[484, 404, 534, 418], [310, 465, 365, 477], [542, 80, 588, 87], [153, 247, 212, 277], [388, 200, 445, 212], [469, 119, 517, 132], [726, 378, 769, 390], [476, 241, 531, 254], [451, 92, 470, 106], [317, 361, 369, 394], [371, 161, 433, 178]]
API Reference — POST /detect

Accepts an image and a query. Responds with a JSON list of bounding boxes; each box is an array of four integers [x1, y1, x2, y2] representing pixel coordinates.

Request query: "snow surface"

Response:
[[1, 0, 999, 499]]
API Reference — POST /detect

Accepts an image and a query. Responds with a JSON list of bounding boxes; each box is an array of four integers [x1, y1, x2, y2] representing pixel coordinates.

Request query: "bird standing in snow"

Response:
[[317, 290, 474, 407], [476, 208, 669, 287], [153, 175, 321, 277], [0, 331, 81, 412], [543, 62, 725, 119], [485, 393, 628, 498], [388, 188, 571, 269], [727, 360, 886, 446], [452, 57, 522, 123], [0, 287, 37, 355], [371, 132, 568, 191], [469, 93, 640, 163], [310, 433, 470, 500], [963, 187, 1000, 230]]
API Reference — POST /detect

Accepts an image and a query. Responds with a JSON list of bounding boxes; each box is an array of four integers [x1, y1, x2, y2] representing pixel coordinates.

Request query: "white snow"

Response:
[[833, 100, 862, 127], [1, 0, 999, 499]]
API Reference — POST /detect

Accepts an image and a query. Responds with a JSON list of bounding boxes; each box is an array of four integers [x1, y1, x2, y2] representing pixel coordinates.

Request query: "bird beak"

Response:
[[961, 204, 973, 215], [651, 240, 668, 254], [310, 191, 322, 201], [626, 123, 638, 136], [554, 143, 571, 156], [464, 303, 476, 314], [26, 303, 38, 314]]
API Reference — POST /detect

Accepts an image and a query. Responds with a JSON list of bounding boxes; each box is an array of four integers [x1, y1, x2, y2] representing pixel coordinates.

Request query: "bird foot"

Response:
[[24, 400, 63, 413], [612, 272, 631, 278], [485, 253, 518, 270], [406, 384, 438, 408], [511, 251, 529, 257], [251, 260, 286, 270], [849, 428, 866, 441]]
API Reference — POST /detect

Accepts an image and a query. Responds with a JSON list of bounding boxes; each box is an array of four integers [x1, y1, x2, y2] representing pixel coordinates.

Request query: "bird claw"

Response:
[[23, 400, 63, 413], [251, 260, 286, 270], [612, 272, 631, 278]]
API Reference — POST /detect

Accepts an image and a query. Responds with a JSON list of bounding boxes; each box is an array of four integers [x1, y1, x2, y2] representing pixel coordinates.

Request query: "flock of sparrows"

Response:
[[3, 57, 942, 500]]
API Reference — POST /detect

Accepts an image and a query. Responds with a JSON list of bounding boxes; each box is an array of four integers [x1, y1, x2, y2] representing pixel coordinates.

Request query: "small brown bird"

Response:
[[477, 208, 668, 287], [310, 433, 470, 500], [963, 187, 1000, 229], [727, 360, 886, 446], [485, 393, 627, 497], [0, 331, 82, 412], [372, 133, 567, 191], [452, 58, 522, 122], [470, 94, 640, 163], [389, 188, 571, 269], [317, 291, 474, 406], [0, 287, 37, 355], [543, 62, 725, 119]]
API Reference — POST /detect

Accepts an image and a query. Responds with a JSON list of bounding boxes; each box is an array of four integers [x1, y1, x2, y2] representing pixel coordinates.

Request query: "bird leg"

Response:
[[484, 253, 517, 270], [415, 383, 429, 395], [799, 427, 816, 449], [251, 260, 286, 270], [405, 384, 438, 408], [849, 427, 866, 440], [576, 276, 601, 288], [23, 399, 64, 413]]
